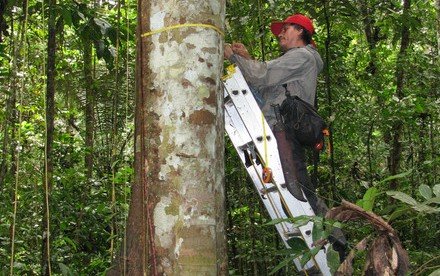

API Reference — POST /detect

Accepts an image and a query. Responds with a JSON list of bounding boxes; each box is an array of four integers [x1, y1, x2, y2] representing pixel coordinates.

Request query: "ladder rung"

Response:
[[261, 183, 286, 194]]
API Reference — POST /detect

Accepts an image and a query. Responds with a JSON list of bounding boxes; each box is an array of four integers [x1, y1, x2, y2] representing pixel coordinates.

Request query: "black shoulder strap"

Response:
[[282, 83, 290, 97]]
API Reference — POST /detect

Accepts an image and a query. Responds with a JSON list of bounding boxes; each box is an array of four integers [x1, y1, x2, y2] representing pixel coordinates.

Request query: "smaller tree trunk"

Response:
[[388, 0, 411, 191], [41, 0, 56, 274], [436, 0, 440, 56], [83, 38, 94, 184], [322, 0, 337, 196]]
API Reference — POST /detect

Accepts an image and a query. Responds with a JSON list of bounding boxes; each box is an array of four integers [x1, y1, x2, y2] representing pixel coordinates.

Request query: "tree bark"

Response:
[[359, 0, 383, 185], [359, 0, 381, 75], [108, 0, 227, 274], [433, 0, 440, 188], [322, 0, 337, 195], [83, 38, 94, 184], [388, 0, 411, 191], [436, 0, 440, 57]]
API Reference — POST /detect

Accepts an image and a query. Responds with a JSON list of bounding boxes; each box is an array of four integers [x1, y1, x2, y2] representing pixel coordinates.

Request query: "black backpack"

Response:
[[279, 92, 327, 150]]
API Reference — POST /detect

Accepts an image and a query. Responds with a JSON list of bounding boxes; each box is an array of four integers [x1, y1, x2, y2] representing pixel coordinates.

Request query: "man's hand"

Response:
[[224, 42, 252, 60], [231, 43, 252, 60], [224, 43, 234, 59]]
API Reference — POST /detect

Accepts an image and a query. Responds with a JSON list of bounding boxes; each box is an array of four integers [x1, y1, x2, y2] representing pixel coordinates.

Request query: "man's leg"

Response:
[[289, 136, 348, 261], [289, 136, 320, 213]]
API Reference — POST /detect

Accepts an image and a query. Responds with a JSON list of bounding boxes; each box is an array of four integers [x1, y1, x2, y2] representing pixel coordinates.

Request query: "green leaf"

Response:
[[425, 197, 440, 205], [309, 246, 322, 257], [360, 187, 379, 211], [264, 217, 292, 226], [380, 170, 412, 184], [388, 206, 412, 222], [386, 191, 418, 206], [312, 220, 326, 242], [286, 237, 309, 254], [419, 184, 432, 200], [59, 263, 75, 276], [372, 130, 382, 137], [298, 247, 323, 268], [387, 191, 439, 214], [269, 255, 297, 275], [291, 216, 313, 228], [428, 268, 440, 276], [326, 244, 340, 275], [62, 236, 78, 251], [433, 185, 440, 197], [300, 250, 313, 267], [0, 68, 9, 76], [412, 203, 440, 214], [61, 8, 73, 27], [414, 101, 425, 113]]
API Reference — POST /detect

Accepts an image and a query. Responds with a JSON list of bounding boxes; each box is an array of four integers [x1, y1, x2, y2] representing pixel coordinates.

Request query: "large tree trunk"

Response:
[[42, 0, 56, 273], [108, 0, 226, 274]]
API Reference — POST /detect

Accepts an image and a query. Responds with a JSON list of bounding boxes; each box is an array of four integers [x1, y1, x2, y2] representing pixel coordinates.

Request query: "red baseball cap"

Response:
[[270, 14, 315, 36]]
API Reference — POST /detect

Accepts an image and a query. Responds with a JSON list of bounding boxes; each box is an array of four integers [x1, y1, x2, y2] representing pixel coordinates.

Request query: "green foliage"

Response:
[[387, 184, 440, 216], [326, 244, 341, 275], [264, 215, 344, 274], [356, 187, 380, 211], [0, 0, 134, 273], [59, 1, 119, 70]]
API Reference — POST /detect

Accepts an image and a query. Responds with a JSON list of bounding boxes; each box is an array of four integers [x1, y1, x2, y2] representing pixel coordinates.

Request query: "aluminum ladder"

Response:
[[223, 66, 331, 275]]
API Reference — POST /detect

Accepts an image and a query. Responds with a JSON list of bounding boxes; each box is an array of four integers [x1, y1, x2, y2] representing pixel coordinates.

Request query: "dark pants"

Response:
[[287, 134, 348, 261], [287, 135, 320, 213]]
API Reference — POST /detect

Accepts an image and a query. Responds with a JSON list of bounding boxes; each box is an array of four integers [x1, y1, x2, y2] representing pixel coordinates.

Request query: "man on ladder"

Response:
[[224, 13, 347, 260]]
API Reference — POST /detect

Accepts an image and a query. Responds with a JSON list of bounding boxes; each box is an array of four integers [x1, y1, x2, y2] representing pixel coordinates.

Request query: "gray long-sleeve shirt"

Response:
[[230, 45, 323, 126]]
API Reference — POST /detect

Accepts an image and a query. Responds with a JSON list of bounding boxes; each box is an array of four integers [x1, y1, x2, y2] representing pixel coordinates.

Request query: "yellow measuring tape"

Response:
[[142, 23, 224, 38], [221, 64, 236, 81], [261, 112, 273, 183], [261, 113, 269, 167]]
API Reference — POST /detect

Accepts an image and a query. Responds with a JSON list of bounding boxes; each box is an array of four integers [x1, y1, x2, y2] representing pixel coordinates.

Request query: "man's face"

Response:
[[277, 24, 302, 51]]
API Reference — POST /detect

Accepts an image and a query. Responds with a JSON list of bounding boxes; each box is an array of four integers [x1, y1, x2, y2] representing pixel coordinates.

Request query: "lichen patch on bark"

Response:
[[154, 196, 180, 248]]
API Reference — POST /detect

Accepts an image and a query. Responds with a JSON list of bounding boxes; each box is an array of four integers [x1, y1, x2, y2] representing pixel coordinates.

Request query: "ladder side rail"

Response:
[[225, 100, 296, 235], [225, 103, 307, 272], [226, 95, 327, 273], [224, 75, 284, 186], [225, 72, 315, 217]]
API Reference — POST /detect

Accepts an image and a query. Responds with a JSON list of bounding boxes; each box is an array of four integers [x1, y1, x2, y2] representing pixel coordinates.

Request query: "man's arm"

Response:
[[229, 49, 310, 89]]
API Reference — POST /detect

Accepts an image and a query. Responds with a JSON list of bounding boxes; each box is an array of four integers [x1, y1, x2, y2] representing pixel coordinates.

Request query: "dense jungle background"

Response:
[[0, 0, 439, 275]]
